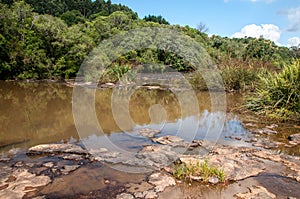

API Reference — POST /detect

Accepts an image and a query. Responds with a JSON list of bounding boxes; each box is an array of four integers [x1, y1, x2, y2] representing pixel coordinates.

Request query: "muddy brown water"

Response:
[[0, 81, 246, 153], [0, 81, 299, 198]]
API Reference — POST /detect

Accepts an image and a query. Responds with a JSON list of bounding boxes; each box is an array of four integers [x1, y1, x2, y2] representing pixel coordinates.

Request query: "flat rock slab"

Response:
[[138, 128, 161, 138], [235, 185, 276, 199], [116, 193, 135, 199], [152, 136, 185, 146], [252, 128, 278, 135], [27, 144, 87, 155], [0, 169, 51, 199], [148, 172, 176, 192], [180, 145, 266, 181]]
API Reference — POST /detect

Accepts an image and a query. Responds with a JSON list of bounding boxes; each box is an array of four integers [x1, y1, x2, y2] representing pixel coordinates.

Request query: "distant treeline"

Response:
[[0, 0, 299, 80]]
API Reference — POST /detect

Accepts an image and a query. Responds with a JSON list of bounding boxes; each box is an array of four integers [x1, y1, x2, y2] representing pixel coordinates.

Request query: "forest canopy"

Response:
[[0, 0, 298, 80]]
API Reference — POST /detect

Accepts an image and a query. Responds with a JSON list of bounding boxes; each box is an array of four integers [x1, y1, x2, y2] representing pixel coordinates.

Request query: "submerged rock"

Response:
[[27, 144, 87, 155], [152, 136, 185, 146], [235, 185, 276, 199], [138, 128, 161, 138], [288, 133, 300, 145]]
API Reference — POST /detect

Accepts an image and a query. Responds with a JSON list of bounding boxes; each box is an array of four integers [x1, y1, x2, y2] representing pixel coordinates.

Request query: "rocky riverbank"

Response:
[[0, 125, 300, 199]]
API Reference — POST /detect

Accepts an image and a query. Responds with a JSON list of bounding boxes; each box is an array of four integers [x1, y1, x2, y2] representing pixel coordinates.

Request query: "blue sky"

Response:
[[112, 0, 300, 47]]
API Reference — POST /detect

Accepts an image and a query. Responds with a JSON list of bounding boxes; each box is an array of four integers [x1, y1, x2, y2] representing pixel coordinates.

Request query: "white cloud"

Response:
[[288, 37, 300, 47], [231, 24, 281, 44], [286, 7, 300, 32]]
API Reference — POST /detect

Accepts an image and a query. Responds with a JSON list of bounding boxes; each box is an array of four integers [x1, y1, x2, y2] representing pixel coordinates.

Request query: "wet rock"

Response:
[[25, 163, 35, 168], [143, 190, 158, 199], [252, 150, 300, 177], [13, 161, 24, 167], [208, 176, 219, 184], [127, 182, 154, 196], [61, 154, 85, 161], [139, 128, 161, 138], [252, 138, 283, 149], [0, 169, 51, 199], [100, 82, 115, 88], [61, 165, 80, 175], [235, 185, 276, 199], [148, 172, 176, 192], [180, 145, 266, 181], [189, 140, 203, 148], [42, 162, 54, 168], [0, 157, 10, 162], [0, 166, 12, 188], [116, 193, 135, 199], [288, 133, 300, 145], [244, 123, 258, 128], [152, 136, 185, 146], [266, 124, 278, 129], [27, 144, 87, 155], [252, 128, 278, 135], [137, 145, 179, 168]]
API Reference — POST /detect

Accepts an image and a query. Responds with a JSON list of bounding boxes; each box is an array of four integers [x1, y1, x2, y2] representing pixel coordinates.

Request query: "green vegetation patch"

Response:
[[247, 60, 300, 121], [172, 160, 226, 183]]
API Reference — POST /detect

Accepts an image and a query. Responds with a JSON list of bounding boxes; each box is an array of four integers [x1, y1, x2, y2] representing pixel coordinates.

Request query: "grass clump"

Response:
[[173, 160, 226, 183], [100, 64, 134, 83], [246, 60, 300, 121]]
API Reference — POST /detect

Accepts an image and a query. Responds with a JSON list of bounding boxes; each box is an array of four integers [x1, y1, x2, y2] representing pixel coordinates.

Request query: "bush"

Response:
[[247, 60, 300, 121], [221, 66, 261, 92]]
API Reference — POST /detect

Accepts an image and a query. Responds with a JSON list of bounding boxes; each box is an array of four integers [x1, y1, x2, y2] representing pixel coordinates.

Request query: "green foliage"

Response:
[[173, 160, 226, 183], [60, 10, 86, 26], [100, 64, 132, 83], [0, 0, 296, 82], [247, 60, 300, 121], [221, 66, 261, 91], [143, 15, 170, 25]]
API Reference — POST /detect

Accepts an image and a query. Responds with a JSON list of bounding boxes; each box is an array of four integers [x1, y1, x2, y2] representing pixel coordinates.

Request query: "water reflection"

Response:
[[0, 81, 246, 154]]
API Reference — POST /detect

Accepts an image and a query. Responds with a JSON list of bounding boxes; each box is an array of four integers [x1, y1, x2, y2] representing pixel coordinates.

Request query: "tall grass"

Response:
[[100, 64, 132, 83], [247, 60, 300, 121], [189, 66, 261, 91]]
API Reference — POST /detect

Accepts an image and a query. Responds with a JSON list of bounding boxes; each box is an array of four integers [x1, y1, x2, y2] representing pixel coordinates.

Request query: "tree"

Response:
[[197, 22, 209, 33], [60, 10, 86, 26], [143, 15, 170, 25]]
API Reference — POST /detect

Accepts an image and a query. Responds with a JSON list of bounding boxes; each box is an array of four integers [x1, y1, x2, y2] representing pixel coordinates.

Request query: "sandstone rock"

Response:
[[180, 145, 265, 182], [137, 145, 179, 168], [235, 185, 276, 199], [148, 172, 176, 192], [139, 128, 161, 138], [288, 133, 300, 145], [252, 128, 278, 135], [61, 165, 80, 175], [0, 157, 10, 162], [0, 169, 51, 199], [27, 144, 87, 155], [152, 136, 184, 145], [62, 154, 85, 161], [208, 176, 219, 184], [266, 124, 278, 129], [42, 162, 54, 168], [116, 193, 135, 199]]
